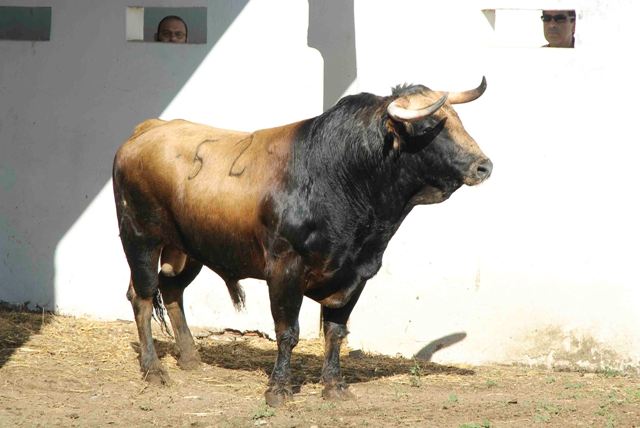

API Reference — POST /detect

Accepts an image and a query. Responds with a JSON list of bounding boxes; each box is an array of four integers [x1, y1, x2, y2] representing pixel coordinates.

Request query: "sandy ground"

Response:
[[1, 309, 639, 427]]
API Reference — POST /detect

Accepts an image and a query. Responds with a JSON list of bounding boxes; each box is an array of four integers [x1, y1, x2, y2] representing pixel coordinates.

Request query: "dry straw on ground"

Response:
[[1, 306, 639, 427]]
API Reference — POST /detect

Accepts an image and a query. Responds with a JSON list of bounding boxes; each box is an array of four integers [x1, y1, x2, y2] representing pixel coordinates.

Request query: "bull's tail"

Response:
[[152, 280, 244, 334], [226, 280, 246, 311], [152, 289, 172, 337]]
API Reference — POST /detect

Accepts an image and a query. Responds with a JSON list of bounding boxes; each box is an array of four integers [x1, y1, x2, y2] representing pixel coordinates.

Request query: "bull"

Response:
[[112, 78, 492, 406]]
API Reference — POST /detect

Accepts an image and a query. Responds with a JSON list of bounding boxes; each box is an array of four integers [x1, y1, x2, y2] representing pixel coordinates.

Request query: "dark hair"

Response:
[[156, 15, 188, 38]]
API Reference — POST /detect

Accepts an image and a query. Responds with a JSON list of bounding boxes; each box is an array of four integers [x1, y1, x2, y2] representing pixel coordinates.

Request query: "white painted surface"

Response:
[[125, 7, 144, 41], [1, 0, 323, 339], [347, 0, 640, 369], [2, 0, 639, 367]]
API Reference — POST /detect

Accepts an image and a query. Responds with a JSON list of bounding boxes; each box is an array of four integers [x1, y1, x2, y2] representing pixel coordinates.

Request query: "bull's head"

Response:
[[386, 77, 492, 204]]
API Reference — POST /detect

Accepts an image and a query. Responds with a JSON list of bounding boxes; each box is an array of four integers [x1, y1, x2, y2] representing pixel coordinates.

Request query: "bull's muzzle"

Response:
[[465, 158, 493, 186]]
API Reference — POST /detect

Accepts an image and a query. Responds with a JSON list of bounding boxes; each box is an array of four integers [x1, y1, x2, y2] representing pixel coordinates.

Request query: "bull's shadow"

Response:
[[413, 332, 468, 362], [142, 335, 474, 388]]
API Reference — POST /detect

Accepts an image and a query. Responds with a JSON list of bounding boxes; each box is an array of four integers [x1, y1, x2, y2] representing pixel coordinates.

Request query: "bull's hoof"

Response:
[[264, 386, 293, 407], [142, 363, 170, 385], [322, 383, 355, 401], [177, 353, 201, 370]]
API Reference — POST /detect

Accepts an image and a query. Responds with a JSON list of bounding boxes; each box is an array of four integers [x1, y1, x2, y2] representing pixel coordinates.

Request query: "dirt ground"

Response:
[[1, 308, 639, 427]]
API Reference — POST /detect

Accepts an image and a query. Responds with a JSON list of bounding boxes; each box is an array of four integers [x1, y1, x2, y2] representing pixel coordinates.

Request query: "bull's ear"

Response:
[[386, 116, 443, 151], [385, 118, 404, 151], [386, 93, 446, 151]]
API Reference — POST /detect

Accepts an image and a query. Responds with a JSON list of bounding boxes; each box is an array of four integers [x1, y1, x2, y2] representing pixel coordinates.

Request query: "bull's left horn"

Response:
[[387, 93, 448, 121], [447, 77, 487, 104]]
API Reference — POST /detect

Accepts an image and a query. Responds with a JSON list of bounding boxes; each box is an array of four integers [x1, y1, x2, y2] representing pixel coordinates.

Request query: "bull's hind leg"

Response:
[[158, 254, 203, 370], [320, 282, 365, 401], [124, 245, 170, 385]]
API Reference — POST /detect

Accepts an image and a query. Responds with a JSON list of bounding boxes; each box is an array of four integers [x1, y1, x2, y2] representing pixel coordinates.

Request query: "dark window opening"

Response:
[[126, 7, 207, 44], [0, 6, 52, 41]]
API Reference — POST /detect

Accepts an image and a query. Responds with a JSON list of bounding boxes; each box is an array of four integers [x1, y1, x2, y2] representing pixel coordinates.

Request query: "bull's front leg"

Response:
[[264, 254, 304, 407], [320, 281, 365, 400]]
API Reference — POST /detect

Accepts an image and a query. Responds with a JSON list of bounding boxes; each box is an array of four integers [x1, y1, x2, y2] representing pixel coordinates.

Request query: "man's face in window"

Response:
[[157, 18, 187, 43], [542, 10, 576, 48]]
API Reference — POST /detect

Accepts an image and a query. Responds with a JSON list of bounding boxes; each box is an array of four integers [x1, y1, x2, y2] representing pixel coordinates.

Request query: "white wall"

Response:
[[2, 0, 639, 369], [1, 0, 323, 338], [347, 0, 640, 371]]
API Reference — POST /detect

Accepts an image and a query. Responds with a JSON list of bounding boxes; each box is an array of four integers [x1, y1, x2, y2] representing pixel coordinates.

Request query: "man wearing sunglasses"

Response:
[[541, 10, 576, 48]]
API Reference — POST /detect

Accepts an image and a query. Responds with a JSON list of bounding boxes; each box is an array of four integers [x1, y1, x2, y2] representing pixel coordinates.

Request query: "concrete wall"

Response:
[[347, 0, 640, 371], [2, 0, 639, 369], [0, 0, 323, 338]]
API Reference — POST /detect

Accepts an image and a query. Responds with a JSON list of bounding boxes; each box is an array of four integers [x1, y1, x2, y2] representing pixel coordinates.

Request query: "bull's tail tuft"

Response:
[[152, 289, 173, 337], [226, 280, 246, 311]]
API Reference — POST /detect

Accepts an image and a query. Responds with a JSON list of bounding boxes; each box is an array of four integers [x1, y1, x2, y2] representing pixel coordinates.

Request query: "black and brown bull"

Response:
[[112, 78, 492, 406]]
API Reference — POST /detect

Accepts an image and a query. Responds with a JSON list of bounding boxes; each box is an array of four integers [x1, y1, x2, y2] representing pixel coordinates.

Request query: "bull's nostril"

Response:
[[476, 159, 493, 179]]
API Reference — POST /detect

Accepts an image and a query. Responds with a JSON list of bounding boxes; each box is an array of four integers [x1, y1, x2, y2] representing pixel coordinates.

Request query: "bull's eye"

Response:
[[398, 118, 447, 153], [416, 127, 436, 137]]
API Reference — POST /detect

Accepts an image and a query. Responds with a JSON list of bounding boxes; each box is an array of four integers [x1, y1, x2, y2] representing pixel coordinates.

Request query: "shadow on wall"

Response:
[[1, 0, 361, 365], [308, 0, 357, 110], [413, 332, 468, 361], [0, 0, 249, 364]]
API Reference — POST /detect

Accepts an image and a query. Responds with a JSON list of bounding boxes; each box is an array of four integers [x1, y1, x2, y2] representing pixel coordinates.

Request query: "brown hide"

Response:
[[113, 119, 302, 281]]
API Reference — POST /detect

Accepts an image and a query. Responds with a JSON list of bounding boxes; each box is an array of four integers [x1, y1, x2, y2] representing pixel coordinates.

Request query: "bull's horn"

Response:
[[387, 93, 448, 121], [447, 76, 487, 105]]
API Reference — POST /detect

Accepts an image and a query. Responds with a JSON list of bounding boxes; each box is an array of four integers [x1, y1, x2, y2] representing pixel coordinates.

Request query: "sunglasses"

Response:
[[541, 14, 574, 23]]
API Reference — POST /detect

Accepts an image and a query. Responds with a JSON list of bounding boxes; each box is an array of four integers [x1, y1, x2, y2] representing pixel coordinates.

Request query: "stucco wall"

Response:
[[347, 0, 640, 370], [1, 0, 639, 368], [0, 0, 323, 338]]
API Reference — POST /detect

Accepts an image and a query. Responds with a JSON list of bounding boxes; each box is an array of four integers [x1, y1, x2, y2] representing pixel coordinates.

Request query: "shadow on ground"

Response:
[[414, 332, 468, 361], [0, 302, 53, 368], [146, 335, 474, 388]]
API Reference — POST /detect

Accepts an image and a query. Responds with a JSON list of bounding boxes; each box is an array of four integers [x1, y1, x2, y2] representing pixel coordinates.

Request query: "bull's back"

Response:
[[117, 118, 295, 220]]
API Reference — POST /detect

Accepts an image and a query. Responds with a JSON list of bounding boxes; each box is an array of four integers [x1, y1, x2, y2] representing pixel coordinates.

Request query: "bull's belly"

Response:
[[174, 232, 266, 281], [203, 255, 266, 282]]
